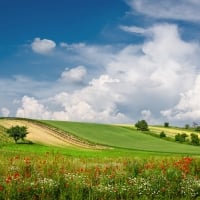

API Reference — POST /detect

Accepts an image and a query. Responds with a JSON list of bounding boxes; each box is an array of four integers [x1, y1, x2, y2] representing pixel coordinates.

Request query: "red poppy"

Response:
[[14, 172, 20, 180], [5, 176, 12, 184], [0, 185, 4, 191]]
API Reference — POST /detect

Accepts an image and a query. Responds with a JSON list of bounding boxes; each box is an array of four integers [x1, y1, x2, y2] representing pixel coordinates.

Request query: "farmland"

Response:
[[43, 120, 200, 154], [1, 118, 200, 199], [149, 125, 198, 138]]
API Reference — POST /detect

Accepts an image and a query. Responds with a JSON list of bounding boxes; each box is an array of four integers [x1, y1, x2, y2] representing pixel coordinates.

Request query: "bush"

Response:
[[175, 133, 188, 143], [190, 133, 199, 146], [160, 131, 166, 138], [135, 120, 149, 131]]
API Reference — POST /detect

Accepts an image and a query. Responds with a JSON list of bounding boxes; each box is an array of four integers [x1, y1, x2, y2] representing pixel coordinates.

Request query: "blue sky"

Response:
[[1, 0, 200, 125]]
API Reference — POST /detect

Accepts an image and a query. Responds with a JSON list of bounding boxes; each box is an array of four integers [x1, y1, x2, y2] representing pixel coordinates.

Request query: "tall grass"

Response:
[[1, 149, 200, 199], [1, 119, 200, 199]]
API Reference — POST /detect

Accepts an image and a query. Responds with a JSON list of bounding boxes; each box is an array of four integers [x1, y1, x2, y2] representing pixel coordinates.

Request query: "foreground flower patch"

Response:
[[0, 153, 200, 199]]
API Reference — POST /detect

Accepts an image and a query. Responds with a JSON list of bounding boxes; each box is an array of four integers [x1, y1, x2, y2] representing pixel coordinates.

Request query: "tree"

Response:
[[135, 120, 149, 131], [190, 133, 199, 146], [164, 122, 169, 127], [6, 125, 29, 143]]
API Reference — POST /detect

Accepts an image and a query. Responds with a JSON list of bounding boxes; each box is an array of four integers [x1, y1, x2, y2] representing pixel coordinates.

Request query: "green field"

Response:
[[1, 118, 200, 199], [0, 118, 200, 156], [42, 120, 200, 155]]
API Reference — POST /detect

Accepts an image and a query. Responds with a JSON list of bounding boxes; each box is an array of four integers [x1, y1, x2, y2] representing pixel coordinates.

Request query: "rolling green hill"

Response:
[[1, 118, 200, 155], [42, 120, 200, 154]]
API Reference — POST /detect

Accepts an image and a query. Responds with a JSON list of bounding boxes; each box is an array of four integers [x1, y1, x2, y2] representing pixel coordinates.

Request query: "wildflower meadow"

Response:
[[1, 152, 200, 200]]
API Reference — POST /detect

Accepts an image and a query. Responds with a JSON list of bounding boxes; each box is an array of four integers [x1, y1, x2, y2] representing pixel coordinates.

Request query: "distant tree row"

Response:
[[135, 119, 200, 146], [185, 123, 200, 132], [175, 132, 200, 146], [164, 122, 200, 132]]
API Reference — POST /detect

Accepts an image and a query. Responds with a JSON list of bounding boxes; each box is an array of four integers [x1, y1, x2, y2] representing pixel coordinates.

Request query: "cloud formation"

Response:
[[119, 25, 146, 34], [161, 75, 200, 121], [127, 0, 200, 21], [1, 23, 200, 125], [16, 74, 128, 123], [16, 96, 51, 119], [60, 66, 87, 83], [31, 38, 56, 54]]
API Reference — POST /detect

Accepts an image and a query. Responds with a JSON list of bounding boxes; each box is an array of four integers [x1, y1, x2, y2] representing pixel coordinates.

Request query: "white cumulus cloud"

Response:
[[16, 96, 51, 119], [15, 74, 128, 123], [2, 23, 200, 125], [52, 74, 127, 123], [60, 66, 87, 83], [126, 0, 200, 21], [105, 23, 200, 124], [161, 75, 200, 121], [31, 38, 56, 54]]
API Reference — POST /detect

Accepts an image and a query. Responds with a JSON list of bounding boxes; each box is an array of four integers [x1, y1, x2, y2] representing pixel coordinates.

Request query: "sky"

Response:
[[1, 0, 200, 126]]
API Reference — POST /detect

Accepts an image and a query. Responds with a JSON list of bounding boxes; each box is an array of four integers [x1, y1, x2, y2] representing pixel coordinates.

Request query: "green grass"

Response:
[[1, 118, 200, 156], [2, 118, 200, 199], [0, 125, 13, 145], [0, 148, 200, 200], [42, 120, 200, 155], [1, 142, 179, 159]]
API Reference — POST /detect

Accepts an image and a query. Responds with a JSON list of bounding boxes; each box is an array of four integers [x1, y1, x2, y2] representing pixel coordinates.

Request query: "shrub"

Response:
[[135, 120, 149, 131], [175, 133, 188, 143], [190, 133, 199, 146], [160, 131, 166, 138]]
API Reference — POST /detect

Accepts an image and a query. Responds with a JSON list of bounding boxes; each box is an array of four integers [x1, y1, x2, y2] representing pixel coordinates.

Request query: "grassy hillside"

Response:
[[42, 120, 200, 154]]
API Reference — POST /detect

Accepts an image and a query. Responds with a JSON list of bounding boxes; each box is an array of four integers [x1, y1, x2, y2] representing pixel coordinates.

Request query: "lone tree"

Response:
[[6, 125, 29, 143], [185, 124, 190, 129], [135, 120, 149, 131], [164, 122, 169, 127]]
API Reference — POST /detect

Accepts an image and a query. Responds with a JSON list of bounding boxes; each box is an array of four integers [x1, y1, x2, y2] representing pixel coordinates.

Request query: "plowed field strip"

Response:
[[0, 119, 105, 149]]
